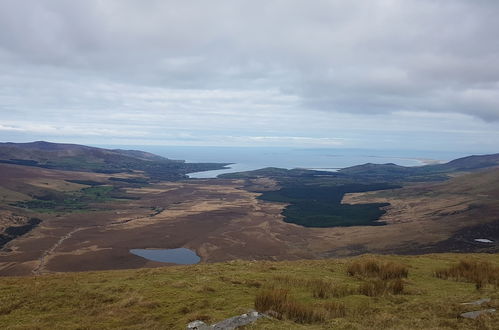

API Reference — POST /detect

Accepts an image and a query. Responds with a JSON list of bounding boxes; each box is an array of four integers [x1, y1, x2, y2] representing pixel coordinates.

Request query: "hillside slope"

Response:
[[0, 141, 227, 180], [0, 254, 498, 329], [343, 167, 499, 254]]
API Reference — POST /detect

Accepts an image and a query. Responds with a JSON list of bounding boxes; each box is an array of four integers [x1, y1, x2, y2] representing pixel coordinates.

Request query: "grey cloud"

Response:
[[0, 0, 499, 148]]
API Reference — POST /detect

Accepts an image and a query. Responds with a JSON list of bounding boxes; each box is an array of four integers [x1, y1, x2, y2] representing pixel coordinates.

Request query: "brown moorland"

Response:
[[1, 161, 499, 276]]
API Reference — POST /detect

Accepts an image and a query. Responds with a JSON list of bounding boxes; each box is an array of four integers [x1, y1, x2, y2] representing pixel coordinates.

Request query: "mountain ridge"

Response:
[[0, 141, 228, 180]]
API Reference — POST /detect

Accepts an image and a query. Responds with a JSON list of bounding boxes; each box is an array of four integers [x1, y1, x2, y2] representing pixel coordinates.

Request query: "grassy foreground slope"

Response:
[[1, 254, 498, 329]]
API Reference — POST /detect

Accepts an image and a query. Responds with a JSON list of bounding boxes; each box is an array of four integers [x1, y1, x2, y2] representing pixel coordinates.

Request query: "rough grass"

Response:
[[0, 254, 498, 329], [435, 259, 499, 289], [254, 288, 326, 323], [358, 278, 405, 296], [309, 279, 355, 299], [347, 257, 409, 279], [346, 257, 408, 297]]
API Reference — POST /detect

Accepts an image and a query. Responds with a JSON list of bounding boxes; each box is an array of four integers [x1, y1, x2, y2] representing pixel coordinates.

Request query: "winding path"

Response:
[[31, 209, 163, 275], [32, 227, 85, 275]]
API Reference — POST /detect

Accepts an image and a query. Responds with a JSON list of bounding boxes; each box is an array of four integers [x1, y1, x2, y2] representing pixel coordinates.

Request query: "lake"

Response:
[[130, 248, 200, 264]]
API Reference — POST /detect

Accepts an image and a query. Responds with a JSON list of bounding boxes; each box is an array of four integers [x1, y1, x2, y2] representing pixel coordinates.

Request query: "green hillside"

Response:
[[1, 254, 498, 329], [0, 141, 227, 180]]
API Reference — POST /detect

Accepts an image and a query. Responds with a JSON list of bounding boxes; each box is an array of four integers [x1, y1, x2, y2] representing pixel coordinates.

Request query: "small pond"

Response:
[[474, 238, 494, 243], [130, 248, 200, 265]]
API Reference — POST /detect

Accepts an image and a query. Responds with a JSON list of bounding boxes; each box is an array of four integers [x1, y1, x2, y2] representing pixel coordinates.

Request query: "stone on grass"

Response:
[[186, 310, 265, 330], [460, 309, 496, 319], [187, 320, 211, 330], [212, 311, 263, 329], [461, 298, 491, 306]]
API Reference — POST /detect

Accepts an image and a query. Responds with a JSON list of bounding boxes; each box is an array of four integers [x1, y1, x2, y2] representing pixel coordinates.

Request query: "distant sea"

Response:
[[97, 145, 471, 179]]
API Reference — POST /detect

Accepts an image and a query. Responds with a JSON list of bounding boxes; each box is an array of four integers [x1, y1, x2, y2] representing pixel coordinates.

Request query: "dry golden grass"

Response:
[[347, 257, 408, 280], [358, 278, 405, 296], [323, 300, 346, 318], [254, 288, 326, 323], [435, 259, 499, 289], [309, 279, 354, 299]]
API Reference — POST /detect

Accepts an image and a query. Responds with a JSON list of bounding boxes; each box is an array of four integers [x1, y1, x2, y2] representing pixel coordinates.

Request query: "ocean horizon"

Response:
[[95, 145, 472, 178]]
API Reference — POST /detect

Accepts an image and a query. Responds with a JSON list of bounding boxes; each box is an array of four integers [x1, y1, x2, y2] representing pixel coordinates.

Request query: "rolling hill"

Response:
[[0, 141, 227, 180]]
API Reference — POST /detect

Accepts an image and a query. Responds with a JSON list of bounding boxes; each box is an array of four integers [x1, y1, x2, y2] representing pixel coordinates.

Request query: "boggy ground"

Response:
[[0, 167, 293, 275], [342, 167, 499, 255], [1, 164, 499, 276]]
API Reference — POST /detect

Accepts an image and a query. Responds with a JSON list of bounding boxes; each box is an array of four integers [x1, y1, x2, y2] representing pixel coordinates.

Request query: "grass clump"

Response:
[[323, 301, 347, 318], [435, 259, 499, 289], [254, 288, 326, 323], [347, 258, 408, 280], [309, 279, 354, 299], [254, 288, 289, 314], [358, 278, 405, 296], [347, 258, 407, 297]]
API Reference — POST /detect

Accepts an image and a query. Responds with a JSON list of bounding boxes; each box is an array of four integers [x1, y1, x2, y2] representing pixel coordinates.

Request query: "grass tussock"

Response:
[[271, 275, 303, 287], [309, 279, 354, 299], [358, 278, 405, 297], [272, 276, 354, 299], [323, 301, 347, 318], [435, 259, 499, 289], [347, 258, 408, 280], [254, 288, 326, 323]]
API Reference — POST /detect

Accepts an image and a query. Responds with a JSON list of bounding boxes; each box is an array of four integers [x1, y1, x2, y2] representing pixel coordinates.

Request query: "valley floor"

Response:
[[1, 164, 499, 275]]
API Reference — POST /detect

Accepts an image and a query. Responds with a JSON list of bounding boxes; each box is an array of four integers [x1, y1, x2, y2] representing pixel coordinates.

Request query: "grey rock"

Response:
[[187, 310, 265, 330], [213, 311, 264, 329], [460, 309, 496, 319], [461, 298, 491, 306], [187, 320, 211, 330]]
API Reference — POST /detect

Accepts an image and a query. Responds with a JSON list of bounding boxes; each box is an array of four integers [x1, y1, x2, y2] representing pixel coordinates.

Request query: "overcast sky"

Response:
[[1, 0, 499, 152]]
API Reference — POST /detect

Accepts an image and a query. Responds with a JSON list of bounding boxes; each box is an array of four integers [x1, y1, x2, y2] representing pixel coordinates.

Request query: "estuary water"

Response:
[[127, 146, 469, 178], [97, 145, 470, 179]]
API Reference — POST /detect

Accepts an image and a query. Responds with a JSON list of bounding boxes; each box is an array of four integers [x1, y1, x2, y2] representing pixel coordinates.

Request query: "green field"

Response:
[[11, 185, 116, 213]]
